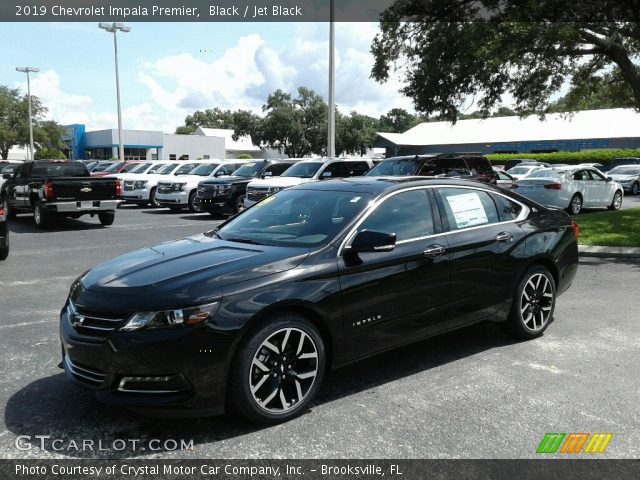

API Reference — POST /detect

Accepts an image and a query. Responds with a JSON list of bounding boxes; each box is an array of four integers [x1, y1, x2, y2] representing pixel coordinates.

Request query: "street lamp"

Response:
[[15, 66, 39, 160], [327, 0, 336, 159], [99, 22, 131, 161]]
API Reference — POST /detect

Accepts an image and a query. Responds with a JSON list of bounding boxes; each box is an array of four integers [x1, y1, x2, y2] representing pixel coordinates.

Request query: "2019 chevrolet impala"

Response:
[[60, 178, 578, 423]]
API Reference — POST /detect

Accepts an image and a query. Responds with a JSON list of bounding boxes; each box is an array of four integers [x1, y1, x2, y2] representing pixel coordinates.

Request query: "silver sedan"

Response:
[[606, 166, 640, 195], [511, 166, 624, 215]]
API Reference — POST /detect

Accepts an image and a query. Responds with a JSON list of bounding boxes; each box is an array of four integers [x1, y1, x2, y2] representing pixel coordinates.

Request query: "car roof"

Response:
[[380, 154, 486, 162], [290, 176, 502, 196]]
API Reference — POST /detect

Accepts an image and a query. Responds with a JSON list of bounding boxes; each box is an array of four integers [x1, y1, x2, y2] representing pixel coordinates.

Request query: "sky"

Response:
[[0, 22, 416, 133]]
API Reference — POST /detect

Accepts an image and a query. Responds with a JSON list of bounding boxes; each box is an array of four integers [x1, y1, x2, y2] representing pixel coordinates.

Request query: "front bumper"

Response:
[[59, 302, 234, 414], [122, 186, 151, 202], [196, 195, 233, 214], [156, 190, 188, 206]]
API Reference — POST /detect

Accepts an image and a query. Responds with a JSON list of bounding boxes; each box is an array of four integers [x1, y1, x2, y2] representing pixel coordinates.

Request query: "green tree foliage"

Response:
[[0, 85, 47, 159], [371, 2, 640, 122], [34, 147, 66, 160], [236, 153, 253, 159], [337, 112, 380, 156], [34, 120, 68, 151], [177, 107, 236, 134], [488, 149, 640, 166], [378, 108, 422, 132]]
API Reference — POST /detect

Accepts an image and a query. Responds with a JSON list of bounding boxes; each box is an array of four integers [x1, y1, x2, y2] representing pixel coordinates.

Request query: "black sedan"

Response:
[[0, 198, 8, 260], [60, 177, 579, 423]]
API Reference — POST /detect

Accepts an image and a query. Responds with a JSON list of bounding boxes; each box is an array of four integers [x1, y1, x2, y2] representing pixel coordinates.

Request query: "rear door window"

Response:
[[435, 188, 500, 231]]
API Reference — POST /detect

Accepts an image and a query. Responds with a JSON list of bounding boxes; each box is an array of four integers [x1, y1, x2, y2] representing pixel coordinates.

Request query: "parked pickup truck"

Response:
[[1, 160, 121, 229]]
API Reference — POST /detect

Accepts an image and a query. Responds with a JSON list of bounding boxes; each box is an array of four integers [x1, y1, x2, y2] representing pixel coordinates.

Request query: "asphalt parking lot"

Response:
[[0, 205, 639, 459]]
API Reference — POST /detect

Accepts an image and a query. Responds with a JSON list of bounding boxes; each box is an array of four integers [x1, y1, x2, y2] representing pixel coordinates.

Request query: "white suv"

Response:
[[244, 158, 373, 208], [121, 161, 206, 207], [156, 160, 249, 212]]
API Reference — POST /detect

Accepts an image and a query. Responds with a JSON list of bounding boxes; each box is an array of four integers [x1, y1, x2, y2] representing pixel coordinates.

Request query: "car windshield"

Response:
[[31, 162, 89, 177], [156, 163, 180, 175], [147, 163, 167, 174], [366, 159, 420, 176], [128, 163, 152, 173], [281, 162, 324, 178], [120, 163, 142, 173], [527, 170, 564, 179], [508, 167, 534, 175], [92, 162, 114, 172], [103, 162, 125, 173], [216, 189, 372, 247], [609, 166, 640, 175], [190, 163, 221, 176], [232, 162, 264, 177]]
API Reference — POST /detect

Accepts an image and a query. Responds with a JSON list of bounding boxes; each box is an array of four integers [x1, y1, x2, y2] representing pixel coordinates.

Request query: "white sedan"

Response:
[[505, 164, 545, 180], [511, 166, 624, 215]]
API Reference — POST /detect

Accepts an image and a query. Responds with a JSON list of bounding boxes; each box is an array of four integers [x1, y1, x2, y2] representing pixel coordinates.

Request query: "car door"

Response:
[[433, 186, 527, 328], [585, 169, 611, 206], [338, 188, 451, 360], [570, 170, 591, 206], [7, 163, 30, 209]]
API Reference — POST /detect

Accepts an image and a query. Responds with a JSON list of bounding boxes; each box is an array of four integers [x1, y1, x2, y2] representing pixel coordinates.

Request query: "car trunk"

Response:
[[47, 177, 119, 202]]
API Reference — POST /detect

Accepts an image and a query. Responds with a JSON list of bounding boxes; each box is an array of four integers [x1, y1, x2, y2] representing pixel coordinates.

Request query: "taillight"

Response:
[[510, 184, 518, 189], [115, 179, 121, 197], [0, 206, 5, 216], [571, 221, 579, 240], [44, 181, 54, 200], [544, 183, 562, 190]]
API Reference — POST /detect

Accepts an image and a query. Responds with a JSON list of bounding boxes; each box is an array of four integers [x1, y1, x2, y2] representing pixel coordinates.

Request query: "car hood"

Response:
[[158, 174, 208, 186], [79, 234, 309, 307], [250, 177, 314, 188], [608, 174, 637, 181], [199, 175, 251, 185]]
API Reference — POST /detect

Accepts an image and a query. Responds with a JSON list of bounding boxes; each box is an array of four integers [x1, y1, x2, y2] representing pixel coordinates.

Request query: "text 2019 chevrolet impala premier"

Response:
[[60, 178, 578, 423]]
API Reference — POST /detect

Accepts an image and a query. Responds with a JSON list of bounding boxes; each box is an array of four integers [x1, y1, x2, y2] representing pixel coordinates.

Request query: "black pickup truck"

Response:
[[196, 159, 298, 215], [1, 161, 121, 229]]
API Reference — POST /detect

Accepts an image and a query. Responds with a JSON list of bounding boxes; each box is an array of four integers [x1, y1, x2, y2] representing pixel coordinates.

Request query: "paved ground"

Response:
[[0, 205, 639, 459]]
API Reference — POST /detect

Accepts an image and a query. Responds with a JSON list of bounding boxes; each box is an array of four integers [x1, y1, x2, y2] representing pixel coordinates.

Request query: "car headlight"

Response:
[[133, 180, 147, 189], [121, 302, 219, 331], [214, 185, 231, 195], [269, 186, 284, 193], [173, 183, 187, 192]]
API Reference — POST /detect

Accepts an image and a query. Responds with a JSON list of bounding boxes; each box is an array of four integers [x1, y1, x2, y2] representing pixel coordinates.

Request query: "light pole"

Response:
[[16, 66, 39, 160], [327, 0, 336, 159], [99, 22, 130, 161]]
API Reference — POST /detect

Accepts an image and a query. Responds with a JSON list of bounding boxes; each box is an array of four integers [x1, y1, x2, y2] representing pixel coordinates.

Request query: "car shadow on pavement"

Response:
[[4, 321, 521, 458], [7, 215, 106, 233]]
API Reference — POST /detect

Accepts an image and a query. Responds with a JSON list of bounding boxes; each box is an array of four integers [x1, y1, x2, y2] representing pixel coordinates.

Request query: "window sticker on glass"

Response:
[[350, 196, 362, 203], [446, 192, 489, 228]]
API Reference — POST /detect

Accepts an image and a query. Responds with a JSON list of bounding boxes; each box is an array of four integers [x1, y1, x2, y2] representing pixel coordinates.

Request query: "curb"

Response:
[[578, 245, 640, 258]]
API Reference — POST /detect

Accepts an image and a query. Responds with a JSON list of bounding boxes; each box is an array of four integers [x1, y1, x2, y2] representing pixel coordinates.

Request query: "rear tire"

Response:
[[98, 211, 115, 226], [0, 238, 8, 261], [33, 202, 50, 229], [505, 266, 556, 339], [608, 190, 623, 210], [228, 313, 326, 424], [567, 194, 582, 215], [632, 182, 639, 196], [5, 200, 17, 220]]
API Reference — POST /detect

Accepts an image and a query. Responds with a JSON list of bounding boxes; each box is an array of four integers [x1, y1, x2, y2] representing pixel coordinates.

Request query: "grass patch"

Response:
[[574, 208, 640, 247]]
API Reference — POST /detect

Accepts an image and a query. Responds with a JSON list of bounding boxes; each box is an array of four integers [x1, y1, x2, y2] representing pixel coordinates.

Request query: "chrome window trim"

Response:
[[338, 184, 530, 256]]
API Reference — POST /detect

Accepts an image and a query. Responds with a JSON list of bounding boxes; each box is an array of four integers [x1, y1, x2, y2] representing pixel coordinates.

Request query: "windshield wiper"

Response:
[[224, 237, 264, 245]]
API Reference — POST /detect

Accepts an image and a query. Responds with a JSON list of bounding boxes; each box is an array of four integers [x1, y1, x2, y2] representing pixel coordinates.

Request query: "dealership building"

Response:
[[374, 108, 640, 157], [60, 124, 275, 161]]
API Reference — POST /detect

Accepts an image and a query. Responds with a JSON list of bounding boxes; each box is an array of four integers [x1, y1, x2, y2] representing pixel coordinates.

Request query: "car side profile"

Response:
[[606, 165, 640, 195], [60, 177, 578, 424], [511, 166, 623, 214]]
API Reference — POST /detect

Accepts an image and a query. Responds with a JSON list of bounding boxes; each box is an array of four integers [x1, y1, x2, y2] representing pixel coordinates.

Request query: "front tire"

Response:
[[631, 182, 639, 196], [188, 191, 200, 213], [149, 187, 160, 208], [567, 194, 582, 215], [608, 190, 623, 211], [98, 211, 115, 226], [228, 313, 326, 424], [505, 266, 556, 339], [234, 194, 246, 214]]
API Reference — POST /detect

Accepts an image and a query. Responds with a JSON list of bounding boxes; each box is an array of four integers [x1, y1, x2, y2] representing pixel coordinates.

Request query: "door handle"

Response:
[[423, 245, 446, 258], [495, 231, 514, 242]]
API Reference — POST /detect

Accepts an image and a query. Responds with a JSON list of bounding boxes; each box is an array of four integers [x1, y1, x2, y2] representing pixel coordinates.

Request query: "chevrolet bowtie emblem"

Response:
[[80, 187, 92, 193]]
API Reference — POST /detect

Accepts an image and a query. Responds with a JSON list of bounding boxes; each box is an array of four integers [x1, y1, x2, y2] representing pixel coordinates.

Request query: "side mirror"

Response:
[[2, 172, 11, 180], [606, 177, 612, 182], [348, 230, 396, 253]]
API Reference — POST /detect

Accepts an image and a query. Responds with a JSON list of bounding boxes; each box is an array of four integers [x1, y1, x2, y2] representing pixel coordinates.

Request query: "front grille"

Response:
[[67, 301, 125, 340], [247, 187, 270, 202], [157, 182, 172, 194], [64, 355, 105, 387]]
